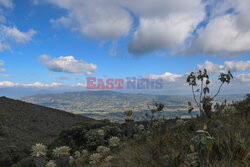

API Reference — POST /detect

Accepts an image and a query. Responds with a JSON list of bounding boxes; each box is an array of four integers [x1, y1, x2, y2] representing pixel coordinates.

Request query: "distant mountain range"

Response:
[[21, 91, 246, 122], [0, 87, 75, 98], [0, 96, 97, 166]]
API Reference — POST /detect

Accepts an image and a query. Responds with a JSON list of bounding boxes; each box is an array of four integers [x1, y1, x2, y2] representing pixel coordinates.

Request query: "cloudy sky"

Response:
[[0, 0, 249, 97]]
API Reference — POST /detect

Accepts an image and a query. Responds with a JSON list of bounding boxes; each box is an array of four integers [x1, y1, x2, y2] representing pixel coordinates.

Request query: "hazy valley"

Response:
[[21, 91, 245, 122]]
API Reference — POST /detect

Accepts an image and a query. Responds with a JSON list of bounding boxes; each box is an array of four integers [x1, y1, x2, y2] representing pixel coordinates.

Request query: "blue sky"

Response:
[[0, 0, 249, 96]]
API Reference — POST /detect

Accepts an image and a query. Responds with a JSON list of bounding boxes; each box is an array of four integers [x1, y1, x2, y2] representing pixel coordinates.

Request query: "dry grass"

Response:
[[94, 98, 250, 167]]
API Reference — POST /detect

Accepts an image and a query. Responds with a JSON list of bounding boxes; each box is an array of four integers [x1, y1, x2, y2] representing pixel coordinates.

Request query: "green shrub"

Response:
[[11, 157, 35, 167]]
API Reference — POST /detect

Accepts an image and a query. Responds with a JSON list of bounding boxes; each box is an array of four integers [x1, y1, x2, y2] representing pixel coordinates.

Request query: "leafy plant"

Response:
[[146, 100, 164, 125], [186, 69, 233, 117]]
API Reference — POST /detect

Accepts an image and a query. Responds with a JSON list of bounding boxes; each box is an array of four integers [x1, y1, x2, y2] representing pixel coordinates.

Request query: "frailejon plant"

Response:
[[53, 146, 71, 157], [31, 143, 47, 157], [73, 151, 81, 159], [138, 124, 144, 131], [71, 149, 88, 167], [69, 156, 75, 165], [186, 69, 233, 117], [53, 146, 71, 167], [96, 146, 110, 155], [109, 136, 120, 147], [81, 149, 88, 157], [46, 160, 56, 167], [97, 129, 105, 137], [31, 143, 48, 167], [124, 110, 134, 121], [89, 153, 102, 164], [104, 155, 114, 162], [124, 110, 135, 137]]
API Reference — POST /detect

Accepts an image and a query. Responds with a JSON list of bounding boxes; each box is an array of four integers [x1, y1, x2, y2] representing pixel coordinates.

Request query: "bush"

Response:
[[11, 157, 35, 167]]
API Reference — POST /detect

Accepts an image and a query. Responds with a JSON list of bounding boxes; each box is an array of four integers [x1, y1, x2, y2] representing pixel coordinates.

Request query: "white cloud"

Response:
[[0, 81, 63, 88], [0, 68, 6, 72], [197, 60, 250, 74], [22, 82, 62, 88], [48, 0, 132, 40], [0, 81, 90, 97], [189, 15, 250, 56], [193, 60, 250, 94], [35, 0, 205, 54], [40, 55, 98, 75], [0, 81, 88, 89], [143, 72, 188, 94], [0, 81, 17, 87], [0, 25, 36, 52], [235, 74, 250, 83], [146, 72, 183, 82], [0, 1, 15, 51], [142, 70, 250, 95], [207, 0, 250, 31], [1, 25, 36, 44], [128, 0, 205, 54], [0, 1, 35, 51], [227, 73, 250, 92], [32, 0, 250, 56], [0, 42, 9, 51], [121, 0, 203, 18], [0, 0, 13, 9], [186, 0, 250, 56], [76, 83, 86, 87], [224, 61, 250, 72], [0, 72, 249, 95]]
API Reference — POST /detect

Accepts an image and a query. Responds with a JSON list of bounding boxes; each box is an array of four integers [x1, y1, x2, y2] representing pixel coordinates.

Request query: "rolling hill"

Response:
[[0, 96, 97, 166]]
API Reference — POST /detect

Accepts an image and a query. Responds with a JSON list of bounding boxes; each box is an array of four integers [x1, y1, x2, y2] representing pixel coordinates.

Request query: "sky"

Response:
[[0, 0, 249, 97]]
